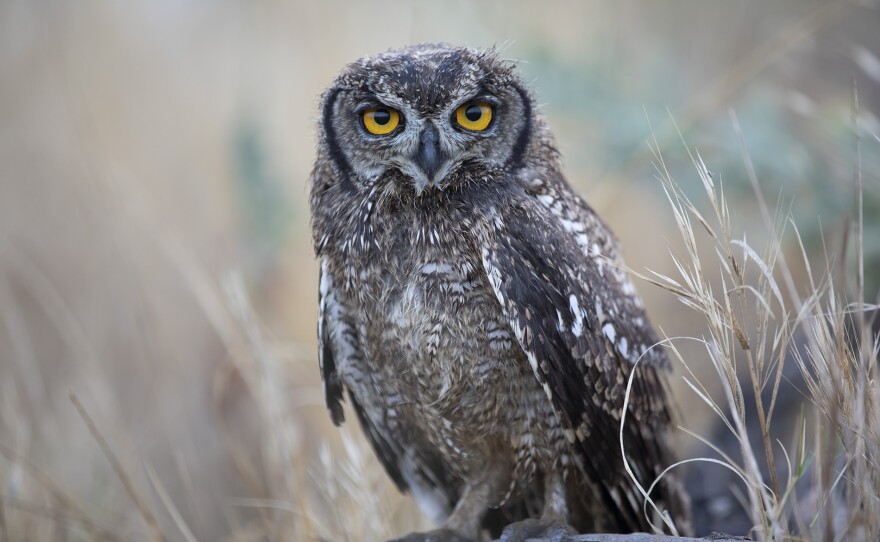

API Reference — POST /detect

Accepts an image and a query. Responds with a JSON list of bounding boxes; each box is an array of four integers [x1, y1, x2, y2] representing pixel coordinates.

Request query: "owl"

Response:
[[310, 44, 690, 541]]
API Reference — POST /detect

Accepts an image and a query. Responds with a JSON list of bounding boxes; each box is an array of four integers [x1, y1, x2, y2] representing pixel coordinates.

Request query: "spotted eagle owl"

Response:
[[310, 44, 690, 541]]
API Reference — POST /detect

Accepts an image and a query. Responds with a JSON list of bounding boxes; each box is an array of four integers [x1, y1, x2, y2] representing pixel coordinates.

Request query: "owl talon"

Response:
[[388, 528, 475, 542], [499, 518, 577, 542]]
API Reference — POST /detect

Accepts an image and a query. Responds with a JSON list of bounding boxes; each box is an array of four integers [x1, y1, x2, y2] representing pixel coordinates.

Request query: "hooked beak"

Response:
[[414, 123, 446, 187]]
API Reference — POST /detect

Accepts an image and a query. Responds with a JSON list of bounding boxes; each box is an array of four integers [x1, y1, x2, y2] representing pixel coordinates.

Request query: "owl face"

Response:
[[321, 44, 533, 193]]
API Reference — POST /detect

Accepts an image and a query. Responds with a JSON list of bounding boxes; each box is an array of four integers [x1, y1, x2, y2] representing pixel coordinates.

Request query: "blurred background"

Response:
[[1, 1, 878, 540]]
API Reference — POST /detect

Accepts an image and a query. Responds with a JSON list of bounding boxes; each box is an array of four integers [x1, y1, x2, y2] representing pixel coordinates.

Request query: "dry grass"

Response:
[[620, 111, 880, 540]]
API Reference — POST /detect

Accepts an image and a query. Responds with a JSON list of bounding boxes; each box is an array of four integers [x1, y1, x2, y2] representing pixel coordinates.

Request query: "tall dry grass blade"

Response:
[[0, 443, 116, 541], [726, 284, 775, 320], [1, 496, 118, 540], [620, 345, 680, 535], [228, 498, 301, 515], [852, 83, 865, 359], [0, 484, 8, 542], [678, 427, 748, 482], [145, 463, 199, 542], [222, 271, 299, 539], [729, 109, 801, 312], [69, 393, 167, 542], [173, 452, 204, 541], [682, 377, 733, 432], [730, 240, 784, 311], [2, 247, 100, 374]]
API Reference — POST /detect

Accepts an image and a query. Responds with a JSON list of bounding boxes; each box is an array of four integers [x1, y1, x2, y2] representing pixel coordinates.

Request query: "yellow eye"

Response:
[[362, 108, 400, 135], [455, 101, 493, 131]]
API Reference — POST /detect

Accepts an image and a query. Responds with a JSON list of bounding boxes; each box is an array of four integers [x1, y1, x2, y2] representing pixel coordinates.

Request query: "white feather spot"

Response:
[[527, 351, 539, 373], [319, 258, 332, 297], [568, 294, 579, 315], [618, 337, 629, 358], [559, 218, 584, 233], [542, 382, 553, 401], [487, 328, 510, 339], [536, 194, 555, 206], [591, 243, 605, 276], [421, 262, 454, 275], [569, 294, 584, 337], [602, 322, 616, 343]]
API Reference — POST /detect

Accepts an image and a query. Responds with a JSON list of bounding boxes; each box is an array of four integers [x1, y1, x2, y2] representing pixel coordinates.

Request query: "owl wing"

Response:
[[476, 180, 682, 531], [318, 258, 409, 491], [317, 258, 346, 426]]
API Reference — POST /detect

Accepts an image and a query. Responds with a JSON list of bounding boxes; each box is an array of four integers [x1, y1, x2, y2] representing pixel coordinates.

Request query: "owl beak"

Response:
[[414, 123, 445, 186]]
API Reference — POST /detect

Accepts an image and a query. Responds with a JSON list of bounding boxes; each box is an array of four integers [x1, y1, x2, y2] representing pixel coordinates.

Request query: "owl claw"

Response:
[[388, 527, 474, 542], [498, 518, 576, 542]]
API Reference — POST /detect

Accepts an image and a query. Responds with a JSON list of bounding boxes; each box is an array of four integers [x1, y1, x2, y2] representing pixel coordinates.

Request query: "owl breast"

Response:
[[337, 209, 570, 497], [361, 237, 512, 418]]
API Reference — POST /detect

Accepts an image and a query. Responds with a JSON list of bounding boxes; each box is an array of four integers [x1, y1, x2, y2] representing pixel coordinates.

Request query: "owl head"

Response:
[[318, 44, 545, 194]]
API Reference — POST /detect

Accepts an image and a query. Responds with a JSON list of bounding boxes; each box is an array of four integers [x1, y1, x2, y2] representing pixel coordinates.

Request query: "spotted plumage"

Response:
[[310, 44, 691, 540]]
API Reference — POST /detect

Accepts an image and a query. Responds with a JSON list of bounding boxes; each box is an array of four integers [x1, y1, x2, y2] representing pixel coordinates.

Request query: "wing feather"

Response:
[[318, 257, 346, 425], [476, 185, 686, 532]]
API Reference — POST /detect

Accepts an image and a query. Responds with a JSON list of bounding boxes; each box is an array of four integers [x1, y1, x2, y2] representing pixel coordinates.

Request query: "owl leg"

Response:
[[387, 528, 472, 542], [498, 473, 577, 542], [388, 478, 494, 542]]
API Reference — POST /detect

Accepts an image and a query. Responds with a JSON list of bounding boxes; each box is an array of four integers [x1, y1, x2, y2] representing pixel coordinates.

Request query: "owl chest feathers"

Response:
[[350, 211, 514, 403], [327, 199, 549, 430]]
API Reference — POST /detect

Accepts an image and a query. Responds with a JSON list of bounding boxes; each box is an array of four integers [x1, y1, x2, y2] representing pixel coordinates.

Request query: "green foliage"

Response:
[[232, 119, 294, 277]]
